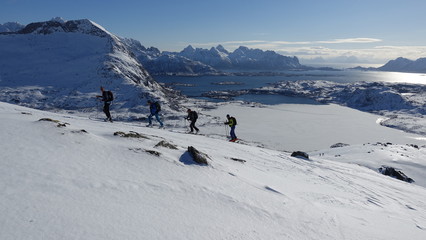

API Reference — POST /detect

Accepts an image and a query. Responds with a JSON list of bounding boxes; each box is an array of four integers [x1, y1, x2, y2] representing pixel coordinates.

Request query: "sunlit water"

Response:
[[155, 70, 426, 104]]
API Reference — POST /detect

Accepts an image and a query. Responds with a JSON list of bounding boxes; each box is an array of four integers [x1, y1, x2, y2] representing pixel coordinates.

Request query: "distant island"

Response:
[[352, 57, 426, 73]]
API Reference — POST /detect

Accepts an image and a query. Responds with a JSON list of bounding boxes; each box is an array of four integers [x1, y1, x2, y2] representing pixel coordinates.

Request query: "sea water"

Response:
[[155, 70, 426, 105]]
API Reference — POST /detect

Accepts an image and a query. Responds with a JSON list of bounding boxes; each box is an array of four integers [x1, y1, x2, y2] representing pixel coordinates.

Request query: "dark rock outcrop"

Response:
[[330, 143, 350, 148], [114, 131, 149, 139], [378, 166, 414, 183], [187, 146, 209, 165], [291, 151, 309, 160], [155, 140, 178, 150]]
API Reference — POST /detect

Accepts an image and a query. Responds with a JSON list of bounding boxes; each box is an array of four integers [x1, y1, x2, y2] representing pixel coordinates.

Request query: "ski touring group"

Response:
[[96, 87, 238, 142]]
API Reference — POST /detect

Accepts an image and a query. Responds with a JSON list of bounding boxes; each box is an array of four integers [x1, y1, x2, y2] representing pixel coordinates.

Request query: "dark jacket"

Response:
[[149, 102, 159, 114], [187, 111, 198, 121]]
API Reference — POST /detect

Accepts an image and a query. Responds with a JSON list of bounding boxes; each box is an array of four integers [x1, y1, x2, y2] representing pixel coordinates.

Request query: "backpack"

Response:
[[231, 117, 237, 125], [192, 111, 198, 120], [106, 91, 114, 102], [154, 101, 161, 112]]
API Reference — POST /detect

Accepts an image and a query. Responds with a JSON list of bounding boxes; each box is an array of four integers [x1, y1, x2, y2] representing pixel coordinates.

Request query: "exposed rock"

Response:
[[145, 150, 161, 157], [38, 118, 69, 127], [378, 166, 414, 183], [330, 143, 350, 148], [155, 140, 178, 150], [114, 131, 149, 139], [230, 157, 246, 163], [71, 129, 88, 134], [373, 142, 393, 147], [291, 151, 309, 160], [407, 144, 419, 149], [187, 146, 209, 165]]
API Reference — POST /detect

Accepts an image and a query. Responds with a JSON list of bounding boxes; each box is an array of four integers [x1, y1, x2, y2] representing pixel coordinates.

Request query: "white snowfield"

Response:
[[1, 101, 426, 240]]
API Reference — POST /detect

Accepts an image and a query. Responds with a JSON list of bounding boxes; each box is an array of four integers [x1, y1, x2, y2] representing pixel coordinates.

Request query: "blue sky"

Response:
[[1, 0, 426, 67]]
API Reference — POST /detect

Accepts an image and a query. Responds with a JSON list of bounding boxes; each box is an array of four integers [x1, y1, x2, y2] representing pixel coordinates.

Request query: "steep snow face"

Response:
[[0, 19, 173, 116]]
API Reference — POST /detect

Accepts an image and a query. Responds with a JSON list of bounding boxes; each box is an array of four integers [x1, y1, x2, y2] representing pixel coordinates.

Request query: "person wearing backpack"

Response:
[[185, 109, 199, 133], [96, 86, 113, 122], [147, 100, 164, 128], [224, 114, 237, 142]]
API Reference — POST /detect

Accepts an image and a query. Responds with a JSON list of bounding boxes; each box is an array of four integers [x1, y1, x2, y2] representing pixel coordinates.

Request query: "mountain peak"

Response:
[[216, 44, 229, 54], [17, 18, 111, 38], [50, 17, 66, 24], [182, 45, 195, 53]]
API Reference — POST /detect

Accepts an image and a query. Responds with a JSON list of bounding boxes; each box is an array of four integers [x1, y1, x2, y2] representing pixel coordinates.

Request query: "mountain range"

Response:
[[122, 41, 305, 75]]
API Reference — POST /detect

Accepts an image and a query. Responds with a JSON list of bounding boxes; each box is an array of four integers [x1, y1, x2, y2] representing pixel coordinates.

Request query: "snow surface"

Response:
[[203, 101, 426, 152], [1, 101, 426, 240]]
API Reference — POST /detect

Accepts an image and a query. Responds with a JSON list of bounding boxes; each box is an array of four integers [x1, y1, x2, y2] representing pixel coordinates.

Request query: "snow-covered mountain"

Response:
[[378, 57, 426, 73], [0, 21, 25, 32], [178, 45, 233, 69], [1, 101, 426, 239], [0, 18, 179, 118], [178, 45, 303, 70], [124, 42, 305, 76], [121, 38, 218, 76]]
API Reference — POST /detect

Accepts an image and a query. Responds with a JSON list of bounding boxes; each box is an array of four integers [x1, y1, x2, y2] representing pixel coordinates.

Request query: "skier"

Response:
[[186, 109, 199, 133], [224, 114, 237, 142], [147, 100, 164, 128], [96, 86, 113, 122]]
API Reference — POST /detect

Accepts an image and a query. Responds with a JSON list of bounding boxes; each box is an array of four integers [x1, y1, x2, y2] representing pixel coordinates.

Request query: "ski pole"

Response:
[[96, 98, 101, 119], [184, 117, 189, 131]]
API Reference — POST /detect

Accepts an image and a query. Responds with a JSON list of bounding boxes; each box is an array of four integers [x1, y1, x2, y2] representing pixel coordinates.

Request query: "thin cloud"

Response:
[[187, 38, 383, 49], [187, 40, 265, 48], [317, 38, 383, 44]]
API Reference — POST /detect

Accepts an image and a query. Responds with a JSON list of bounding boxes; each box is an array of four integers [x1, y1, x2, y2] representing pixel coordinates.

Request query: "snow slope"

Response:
[[1, 101, 426, 240], [0, 19, 177, 117], [203, 101, 426, 151]]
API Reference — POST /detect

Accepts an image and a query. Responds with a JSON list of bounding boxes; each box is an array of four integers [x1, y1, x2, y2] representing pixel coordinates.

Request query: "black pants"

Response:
[[190, 120, 199, 132], [103, 102, 111, 119]]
